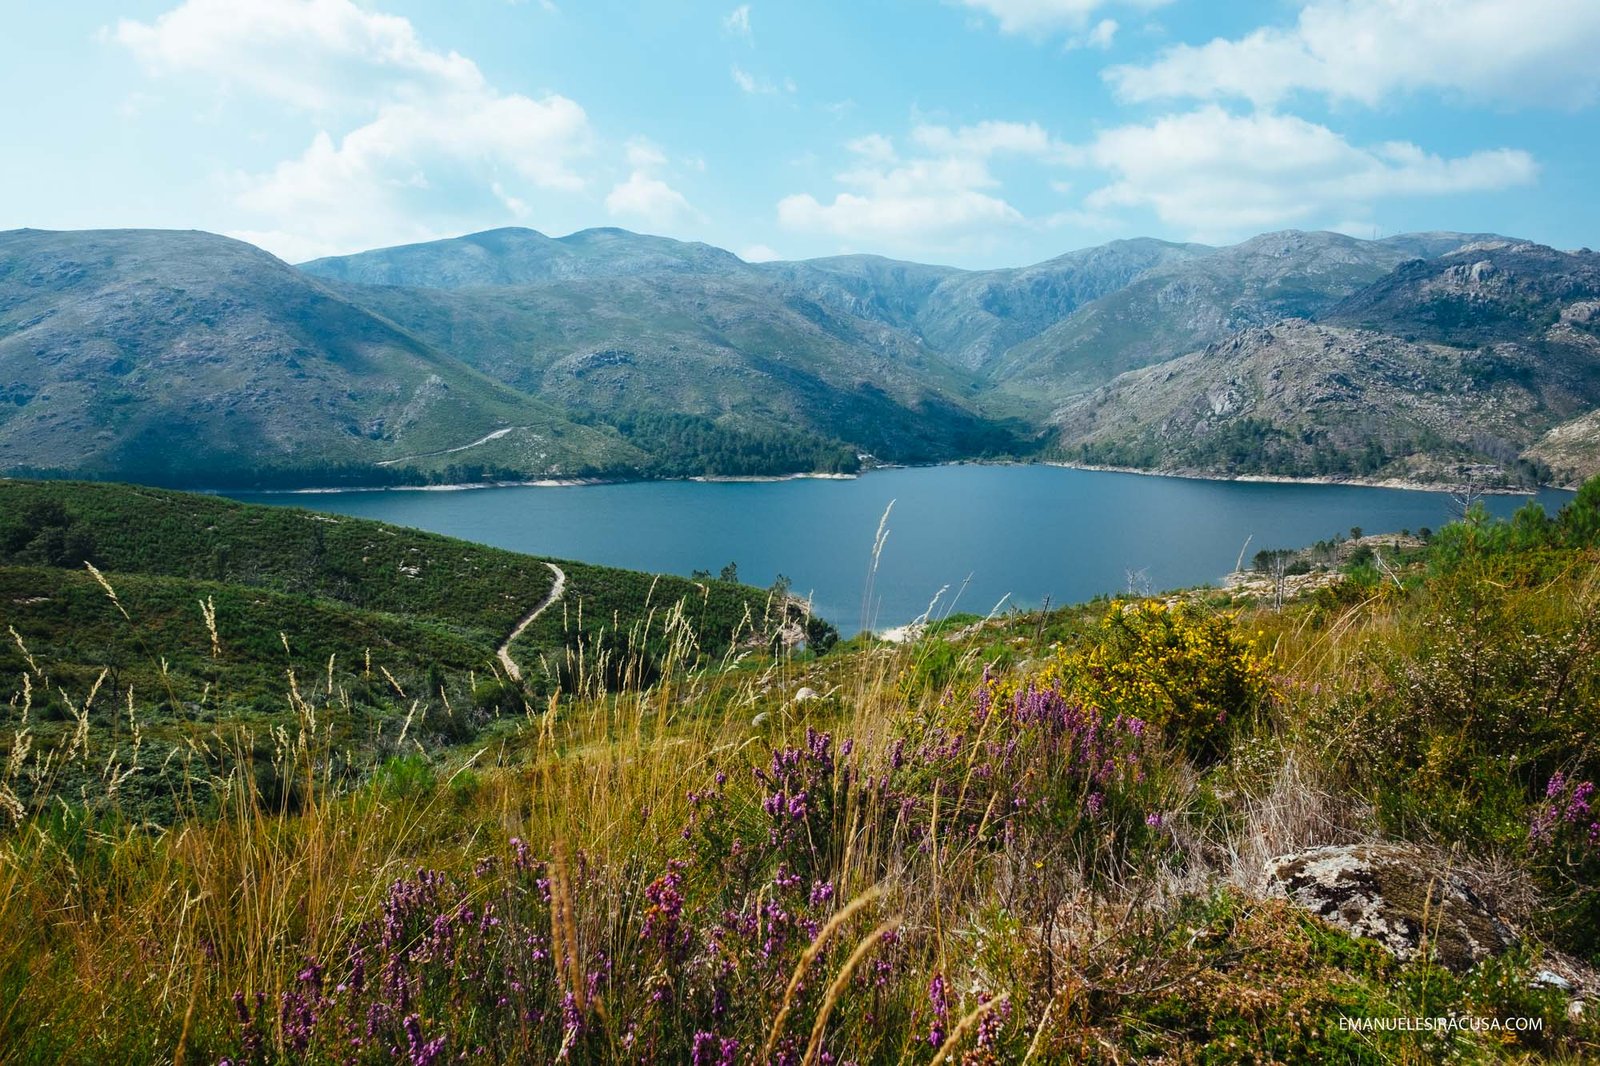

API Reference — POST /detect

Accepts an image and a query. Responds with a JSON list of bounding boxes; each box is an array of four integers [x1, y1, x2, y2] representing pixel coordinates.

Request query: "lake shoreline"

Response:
[[222, 470, 861, 496], [215, 458, 1567, 497], [1042, 460, 1554, 496]]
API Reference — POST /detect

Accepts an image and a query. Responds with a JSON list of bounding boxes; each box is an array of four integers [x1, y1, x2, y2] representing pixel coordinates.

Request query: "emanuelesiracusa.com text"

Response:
[[1340, 1016, 1543, 1033]]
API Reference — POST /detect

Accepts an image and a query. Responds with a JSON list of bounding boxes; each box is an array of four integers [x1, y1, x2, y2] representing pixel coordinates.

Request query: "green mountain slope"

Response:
[[299, 226, 748, 288], [994, 230, 1501, 400], [1052, 240, 1600, 486], [7, 224, 1593, 489], [322, 270, 1032, 463], [753, 254, 965, 335], [910, 237, 1211, 373], [0, 229, 638, 486], [0, 479, 799, 698]]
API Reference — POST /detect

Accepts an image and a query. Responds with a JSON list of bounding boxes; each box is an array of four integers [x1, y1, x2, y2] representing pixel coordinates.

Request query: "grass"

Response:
[[0, 479, 820, 824], [2, 481, 1600, 1061]]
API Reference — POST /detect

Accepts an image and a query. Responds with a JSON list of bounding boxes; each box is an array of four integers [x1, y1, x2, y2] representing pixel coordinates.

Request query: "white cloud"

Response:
[[230, 92, 590, 257], [1071, 18, 1117, 50], [114, 0, 483, 113], [731, 65, 794, 95], [777, 120, 1064, 250], [606, 138, 701, 231], [845, 133, 897, 163], [1107, 0, 1600, 108], [740, 243, 782, 262], [605, 171, 698, 228], [114, 0, 598, 258], [911, 119, 1063, 159], [1075, 106, 1538, 239], [953, 0, 1163, 35], [625, 138, 669, 169], [723, 4, 753, 41]]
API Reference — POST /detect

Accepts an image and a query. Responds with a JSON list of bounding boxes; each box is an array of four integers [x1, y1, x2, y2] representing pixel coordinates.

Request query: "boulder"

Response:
[[1265, 844, 1516, 972], [793, 687, 821, 704]]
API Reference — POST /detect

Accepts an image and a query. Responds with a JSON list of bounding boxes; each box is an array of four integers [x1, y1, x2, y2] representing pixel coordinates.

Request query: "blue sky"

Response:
[[4, 0, 1598, 267]]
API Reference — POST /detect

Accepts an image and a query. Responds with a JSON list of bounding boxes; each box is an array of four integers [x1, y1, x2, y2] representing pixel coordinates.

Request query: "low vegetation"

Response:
[[3, 479, 1600, 1062], [0, 479, 819, 822]]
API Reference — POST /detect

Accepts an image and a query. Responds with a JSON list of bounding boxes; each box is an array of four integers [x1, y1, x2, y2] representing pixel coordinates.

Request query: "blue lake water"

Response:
[[231, 465, 1573, 635]]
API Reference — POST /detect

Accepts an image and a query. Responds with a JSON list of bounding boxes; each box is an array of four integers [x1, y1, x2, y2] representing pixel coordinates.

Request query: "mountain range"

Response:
[[3, 223, 1598, 489]]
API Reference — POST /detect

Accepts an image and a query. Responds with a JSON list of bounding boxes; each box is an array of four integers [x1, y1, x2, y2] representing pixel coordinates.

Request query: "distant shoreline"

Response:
[[236, 469, 861, 495], [1042, 460, 1565, 496], [179, 458, 1577, 497]]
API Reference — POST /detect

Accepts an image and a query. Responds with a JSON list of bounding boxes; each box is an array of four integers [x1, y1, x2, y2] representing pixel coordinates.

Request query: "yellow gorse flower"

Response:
[[1053, 599, 1276, 760]]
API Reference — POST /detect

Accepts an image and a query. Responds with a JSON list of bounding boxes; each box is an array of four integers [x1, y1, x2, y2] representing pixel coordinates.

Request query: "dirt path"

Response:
[[377, 426, 519, 467], [496, 562, 566, 682]]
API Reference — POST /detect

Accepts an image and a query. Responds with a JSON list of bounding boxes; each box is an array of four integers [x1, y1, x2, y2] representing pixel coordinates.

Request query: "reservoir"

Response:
[[232, 465, 1573, 635]]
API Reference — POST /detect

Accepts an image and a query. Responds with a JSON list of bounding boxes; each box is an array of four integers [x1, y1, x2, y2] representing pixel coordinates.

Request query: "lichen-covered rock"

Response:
[[1265, 844, 1517, 972]]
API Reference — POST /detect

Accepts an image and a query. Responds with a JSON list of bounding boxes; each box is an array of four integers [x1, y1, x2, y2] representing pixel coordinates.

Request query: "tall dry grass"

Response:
[[3, 551, 1597, 1062]]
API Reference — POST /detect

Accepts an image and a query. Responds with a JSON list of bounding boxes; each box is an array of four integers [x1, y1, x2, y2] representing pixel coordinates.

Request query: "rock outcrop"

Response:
[[1265, 844, 1516, 972]]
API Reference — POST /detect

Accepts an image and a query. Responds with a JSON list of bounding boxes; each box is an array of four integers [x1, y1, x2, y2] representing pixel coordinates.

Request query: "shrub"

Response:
[[374, 754, 437, 801], [1530, 772, 1600, 956], [1051, 600, 1275, 763]]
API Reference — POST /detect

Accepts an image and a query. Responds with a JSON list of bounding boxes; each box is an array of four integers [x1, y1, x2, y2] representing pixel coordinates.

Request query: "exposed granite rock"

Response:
[[1265, 844, 1517, 972]]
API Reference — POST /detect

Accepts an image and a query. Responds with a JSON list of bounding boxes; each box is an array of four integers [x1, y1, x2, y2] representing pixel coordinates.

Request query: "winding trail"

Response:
[[496, 562, 566, 682], [377, 426, 520, 467]]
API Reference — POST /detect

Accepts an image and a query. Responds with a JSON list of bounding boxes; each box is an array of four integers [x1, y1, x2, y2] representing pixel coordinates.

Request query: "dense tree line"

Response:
[[604, 411, 860, 477]]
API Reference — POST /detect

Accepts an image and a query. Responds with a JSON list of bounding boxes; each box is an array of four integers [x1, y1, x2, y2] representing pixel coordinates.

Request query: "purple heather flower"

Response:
[[403, 1014, 446, 1066], [927, 973, 950, 1048], [691, 1031, 740, 1066]]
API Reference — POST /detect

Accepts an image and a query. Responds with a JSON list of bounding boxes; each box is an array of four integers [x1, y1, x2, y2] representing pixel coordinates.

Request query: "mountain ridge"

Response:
[[4, 223, 1597, 489], [1052, 240, 1600, 487]]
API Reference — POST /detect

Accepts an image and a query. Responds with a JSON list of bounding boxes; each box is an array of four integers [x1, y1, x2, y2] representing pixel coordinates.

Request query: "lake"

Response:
[[231, 465, 1573, 635]]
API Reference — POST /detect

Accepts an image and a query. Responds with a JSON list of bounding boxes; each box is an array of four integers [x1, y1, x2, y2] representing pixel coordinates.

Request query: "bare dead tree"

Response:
[[1450, 466, 1486, 519]]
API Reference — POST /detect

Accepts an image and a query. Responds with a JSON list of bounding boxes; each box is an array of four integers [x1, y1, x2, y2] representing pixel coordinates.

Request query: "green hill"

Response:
[[994, 230, 1499, 401], [0, 479, 811, 800], [12, 224, 1600, 490], [299, 225, 748, 288], [325, 270, 1030, 464], [1053, 241, 1600, 485], [0, 229, 639, 487]]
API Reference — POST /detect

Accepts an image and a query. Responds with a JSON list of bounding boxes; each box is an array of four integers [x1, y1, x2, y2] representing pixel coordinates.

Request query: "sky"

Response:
[[3, 0, 1599, 268]]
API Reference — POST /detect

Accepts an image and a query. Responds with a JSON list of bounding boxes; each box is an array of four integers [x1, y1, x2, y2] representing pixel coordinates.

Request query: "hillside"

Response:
[[324, 270, 1030, 463], [758, 237, 1207, 374], [0, 229, 648, 487], [994, 230, 1501, 400], [6, 224, 1600, 489], [1528, 408, 1600, 484], [0, 480, 802, 718], [1051, 241, 1600, 485], [1327, 239, 1600, 346], [1053, 321, 1556, 483], [299, 226, 748, 288]]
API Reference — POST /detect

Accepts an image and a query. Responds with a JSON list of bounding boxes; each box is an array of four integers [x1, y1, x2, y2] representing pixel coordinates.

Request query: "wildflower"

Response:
[[691, 1031, 740, 1066], [927, 973, 950, 1048], [402, 1014, 446, 1066]]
